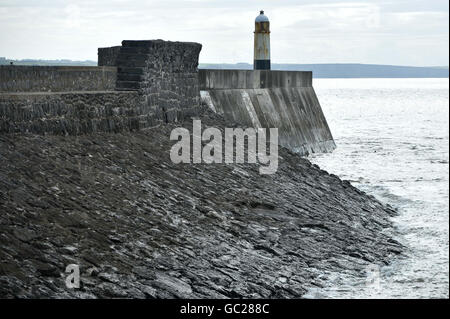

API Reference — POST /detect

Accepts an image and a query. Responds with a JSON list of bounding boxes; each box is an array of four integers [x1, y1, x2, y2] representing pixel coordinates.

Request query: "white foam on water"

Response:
[[308, 78, 449, 298]]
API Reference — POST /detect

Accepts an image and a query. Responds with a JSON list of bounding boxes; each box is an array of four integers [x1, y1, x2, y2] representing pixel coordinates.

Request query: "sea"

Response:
[[306, 78, 449, 298]]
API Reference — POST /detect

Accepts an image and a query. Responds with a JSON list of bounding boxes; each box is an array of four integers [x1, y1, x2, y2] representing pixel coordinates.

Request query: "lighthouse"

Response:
[[254, 10, 271, 70]]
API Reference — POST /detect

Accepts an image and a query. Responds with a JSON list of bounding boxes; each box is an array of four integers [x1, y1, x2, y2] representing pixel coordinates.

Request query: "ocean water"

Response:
[[307, 78, 449, 299]]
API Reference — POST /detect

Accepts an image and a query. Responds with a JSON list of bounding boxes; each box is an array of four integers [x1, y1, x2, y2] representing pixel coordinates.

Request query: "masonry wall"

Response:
[[0, 66, 117, 92], [0, 40, 203, 135], [114, 40, 202, 122], [98, 46, 121, 67], [0, 91, 158, 135], [199, 69, 336, 155]]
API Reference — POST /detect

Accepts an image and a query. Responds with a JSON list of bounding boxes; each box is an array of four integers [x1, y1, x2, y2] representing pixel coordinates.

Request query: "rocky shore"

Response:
[[0, 107, 402, 298]]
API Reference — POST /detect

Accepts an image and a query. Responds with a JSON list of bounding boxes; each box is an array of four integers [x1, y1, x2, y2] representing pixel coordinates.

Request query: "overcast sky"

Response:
[[0, 0, 448, 66]]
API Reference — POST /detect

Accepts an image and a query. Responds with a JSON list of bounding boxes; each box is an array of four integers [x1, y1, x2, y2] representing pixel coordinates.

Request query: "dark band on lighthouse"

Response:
[[254, 10, 271, 70]]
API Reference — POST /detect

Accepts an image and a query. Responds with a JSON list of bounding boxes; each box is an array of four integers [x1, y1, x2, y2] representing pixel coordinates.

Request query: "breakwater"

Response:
[[1, 40, 335, 156]]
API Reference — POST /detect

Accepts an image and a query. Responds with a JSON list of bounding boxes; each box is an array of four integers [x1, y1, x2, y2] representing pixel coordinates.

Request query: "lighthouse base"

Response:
[[253, 60, 271, 70]]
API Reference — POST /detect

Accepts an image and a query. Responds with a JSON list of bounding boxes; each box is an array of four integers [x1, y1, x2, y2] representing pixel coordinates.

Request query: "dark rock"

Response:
[[34, 261, 60, 277], [0, 106, 403, 298]]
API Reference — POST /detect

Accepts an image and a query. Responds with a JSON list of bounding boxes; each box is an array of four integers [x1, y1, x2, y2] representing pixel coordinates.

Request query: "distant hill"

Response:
[[1, 57, 447, 77], [199, 63, 449, 78], [0, 57, 96, 66]]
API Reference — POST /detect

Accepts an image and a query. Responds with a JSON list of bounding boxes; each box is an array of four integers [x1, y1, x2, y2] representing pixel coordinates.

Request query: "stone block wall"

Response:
[[98, 46, 121, 67], [0, 66, 117, 92], [0, 39, 204, 135], [114, 40, 202, 122], [0, 91, 158, 135]]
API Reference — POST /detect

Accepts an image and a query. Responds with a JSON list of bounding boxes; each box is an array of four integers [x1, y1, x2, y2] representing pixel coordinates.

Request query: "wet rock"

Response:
[[96, 282, 128, 298], [152, 272, 193, 298], [85, 267, 99, 277], [0, 106, 403, 298], [12, 228, 39, 243], [34, 261, 60, 277]]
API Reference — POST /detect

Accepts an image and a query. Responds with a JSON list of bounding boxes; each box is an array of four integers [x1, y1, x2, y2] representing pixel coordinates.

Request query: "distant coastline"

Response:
[[200, 63, 449, 78], [1, 57, 448, 78]]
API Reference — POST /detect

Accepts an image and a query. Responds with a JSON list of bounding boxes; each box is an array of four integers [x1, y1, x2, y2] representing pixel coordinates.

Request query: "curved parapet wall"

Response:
[[199, 69, 336, 155]]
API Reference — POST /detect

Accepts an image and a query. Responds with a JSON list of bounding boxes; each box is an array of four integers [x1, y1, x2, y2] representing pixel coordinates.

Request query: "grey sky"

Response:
[[0, 0, 448, 66]]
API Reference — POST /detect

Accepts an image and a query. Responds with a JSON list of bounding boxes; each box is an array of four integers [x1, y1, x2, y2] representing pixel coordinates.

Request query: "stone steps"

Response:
[[116, 81, 142, 90], [115, 58, 147, 68], [117, 73, 143, 82], [117, 67, 144, 75], [115, 44, 150, 91]]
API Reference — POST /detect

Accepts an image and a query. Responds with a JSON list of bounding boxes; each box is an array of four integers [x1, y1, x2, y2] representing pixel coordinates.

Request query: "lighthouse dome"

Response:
[[255, 10, 269, 22]]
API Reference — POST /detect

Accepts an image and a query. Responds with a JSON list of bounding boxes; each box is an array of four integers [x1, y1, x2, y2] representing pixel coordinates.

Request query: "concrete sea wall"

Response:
[[0, 66, 117, 92], [199, 69, 336, 155]]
